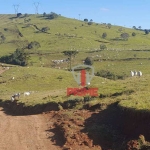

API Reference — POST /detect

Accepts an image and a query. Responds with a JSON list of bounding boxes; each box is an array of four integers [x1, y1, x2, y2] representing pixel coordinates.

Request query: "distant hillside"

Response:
[[0, 13, 150, 55], [0, 13, 150, 68]]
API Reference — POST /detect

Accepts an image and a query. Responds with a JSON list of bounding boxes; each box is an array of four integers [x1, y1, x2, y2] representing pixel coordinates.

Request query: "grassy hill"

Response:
[[0, 14, 150, 52], [0, 13, 150, 112], [0, 13, 150, 67]]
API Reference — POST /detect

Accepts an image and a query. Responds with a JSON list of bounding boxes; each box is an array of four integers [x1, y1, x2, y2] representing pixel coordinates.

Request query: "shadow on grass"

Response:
[[0, 99, 59, 116], [9, 16, 17, 19]]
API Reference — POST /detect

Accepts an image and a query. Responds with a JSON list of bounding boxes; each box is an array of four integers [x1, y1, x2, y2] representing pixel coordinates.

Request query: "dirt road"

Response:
[[0, 107, 60, 150]]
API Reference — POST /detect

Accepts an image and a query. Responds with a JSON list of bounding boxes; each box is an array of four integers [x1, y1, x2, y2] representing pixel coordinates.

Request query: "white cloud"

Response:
[[100, 8, 109, 11]]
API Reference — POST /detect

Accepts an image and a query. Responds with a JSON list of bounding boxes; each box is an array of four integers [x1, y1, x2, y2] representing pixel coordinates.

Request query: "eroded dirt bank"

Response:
[[1, 100, 150, 149]]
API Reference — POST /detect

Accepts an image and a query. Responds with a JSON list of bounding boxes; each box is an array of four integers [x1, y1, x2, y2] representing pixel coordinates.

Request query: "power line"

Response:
[[79, 14, 81, 20], [13, 4, 19, 14], [33, 2, 40, 14]]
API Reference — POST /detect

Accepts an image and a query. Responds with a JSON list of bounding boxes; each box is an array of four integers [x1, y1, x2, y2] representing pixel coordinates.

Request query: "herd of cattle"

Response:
[[52, 58, 70, 64], [0, 64, 144, 102], [10, 71, 142, 102], [11, 92, 31, 102], [130, 70, 142, 77]]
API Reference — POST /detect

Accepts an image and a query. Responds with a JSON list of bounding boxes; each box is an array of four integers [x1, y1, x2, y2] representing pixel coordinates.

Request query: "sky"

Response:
[[0, 0, 150, 29]]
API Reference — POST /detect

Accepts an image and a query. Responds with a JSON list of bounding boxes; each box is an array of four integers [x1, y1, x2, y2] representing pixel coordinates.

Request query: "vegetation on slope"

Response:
[[0, 13, 150, 111]]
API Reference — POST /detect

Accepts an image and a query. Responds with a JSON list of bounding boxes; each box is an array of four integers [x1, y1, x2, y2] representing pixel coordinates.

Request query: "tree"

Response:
[[102, 32, 107, 39], [132, 26, 136, 30], [138, 26, 141, 29], [84, 57, 93, 65], [145, 29, 149, 34], [62, 50, 78, 71], [132, 32, 136, 36], [43, 12, 47, 17], [107, 23, 112, 29], [17, 13, 22, 18], [120, 33, 129, 40], [0, 49, 30, 66], [47, 12, 58, 19], [100, 44, 107, 50], [84, 18, 88, 22], [90, 19, 93, 22]]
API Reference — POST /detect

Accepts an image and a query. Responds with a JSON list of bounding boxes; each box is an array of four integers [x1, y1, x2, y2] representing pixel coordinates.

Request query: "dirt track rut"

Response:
[[0, 107, 60, 150]]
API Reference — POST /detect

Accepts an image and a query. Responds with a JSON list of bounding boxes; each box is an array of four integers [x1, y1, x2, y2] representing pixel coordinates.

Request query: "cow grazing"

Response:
[[134, 70, 137, 76], [11, 93, 20, 102], [24, 92, 31, 96], [11, 96, 15, 102], [130, 71, 134, 77], [137, 71, 142, 77]]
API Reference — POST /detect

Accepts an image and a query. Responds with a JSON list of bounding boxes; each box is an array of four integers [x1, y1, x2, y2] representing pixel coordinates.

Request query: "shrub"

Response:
[[4, 28, 8, 31], [84, 57, 93, 65], [95, 70, 115, 79], [120, 33, 129, 40], [0, 49, 29, 66], [102, 32, 107, 38], [47, 12, 58, 19], [41, 27, 50, 32], [95, 70, 126, 80], [28, 41, 40, 49], [100, 44, 107, 50], [17, 13, 22, 18], [84, 18, 88, 22], [132, 32, 136, 36]]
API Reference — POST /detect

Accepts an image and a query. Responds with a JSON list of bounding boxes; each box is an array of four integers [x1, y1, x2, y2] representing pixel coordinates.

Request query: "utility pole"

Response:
[[33, 2, 40, 14], [13, 4, 19, 14], [79, 14, 80, 20]]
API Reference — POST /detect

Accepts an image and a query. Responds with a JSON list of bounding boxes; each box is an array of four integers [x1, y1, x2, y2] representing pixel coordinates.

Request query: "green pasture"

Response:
[[0, 65, 148, 110], [1, 14, 150, 56], [0, 14, 150, 112]]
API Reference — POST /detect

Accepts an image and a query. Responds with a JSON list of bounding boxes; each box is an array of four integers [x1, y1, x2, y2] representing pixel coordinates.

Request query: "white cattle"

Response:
[[137, 71, 142, 77], [130, 71, 134, 77], [24, 92, 31, 96], [134, 70, 137, 76], [11, 93, 20, 102], [11, 96, 15, 102]]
